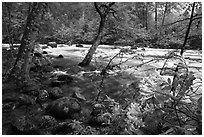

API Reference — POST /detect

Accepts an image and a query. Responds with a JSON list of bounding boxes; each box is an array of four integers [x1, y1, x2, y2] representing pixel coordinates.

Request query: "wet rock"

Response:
[[11, 115, 40, 135], [42, 51, 48, 54], [56, 54, 64, 58], [46, 97, 81, 119], [131, 45, 138, 49], [42, 46, 48, 49], [49, 87, 64, 99], [34, 52, 42, 57], [53, 65, 64, 69], [37, 90, 49, 103], [48, 42, 57, 48], [76, 44, 83, 47], [38, 115, 57, 129], [57, 74, 74, 83], [50, 80, 65, 87]]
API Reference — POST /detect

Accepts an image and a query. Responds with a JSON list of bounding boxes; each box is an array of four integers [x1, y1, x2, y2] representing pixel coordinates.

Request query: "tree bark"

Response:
[[162, 2, 168, 26], [180, 2, 195, 55], [155, 2, 157, 30], [21, 43, 34, 80], [78, 2, 115, 67], [145, 2, 148, 30], [9, 2, 38, 77]]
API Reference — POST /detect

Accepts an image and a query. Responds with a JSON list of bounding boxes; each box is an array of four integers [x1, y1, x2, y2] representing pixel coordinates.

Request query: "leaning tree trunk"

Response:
[[78, 2, 115, 67], [79, 17, 105, 67]]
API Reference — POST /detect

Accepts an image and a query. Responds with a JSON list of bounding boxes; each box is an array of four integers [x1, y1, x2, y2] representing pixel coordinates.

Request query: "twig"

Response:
[[95, 51, 121, 102]]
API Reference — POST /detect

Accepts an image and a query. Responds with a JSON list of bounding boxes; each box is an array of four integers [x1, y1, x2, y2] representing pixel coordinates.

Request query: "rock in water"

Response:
[[56, 54, 64, 58], [34, 52, 42, 57], [47, 42, 57, 48], [76, 44, 83, 47], [57, 74, 73, 84], [50, 80, 64, 87], [46, 97, 81, 119], [11, 115, 40, 135], [42, 51, 48, 54], [131, 45, 138, 49], [49, 87, 64, 99]]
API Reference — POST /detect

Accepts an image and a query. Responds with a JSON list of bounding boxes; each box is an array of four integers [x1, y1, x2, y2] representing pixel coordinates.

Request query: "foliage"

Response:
[[2, 2, 202, 49]]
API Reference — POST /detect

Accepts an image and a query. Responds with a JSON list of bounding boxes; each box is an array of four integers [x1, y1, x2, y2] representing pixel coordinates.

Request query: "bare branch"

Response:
[[163, 14, 202, 28], [94, 2, 102, 18]]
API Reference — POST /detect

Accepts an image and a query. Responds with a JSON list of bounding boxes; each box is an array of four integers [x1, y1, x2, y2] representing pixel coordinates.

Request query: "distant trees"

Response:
[[2, 2, 202, 49]]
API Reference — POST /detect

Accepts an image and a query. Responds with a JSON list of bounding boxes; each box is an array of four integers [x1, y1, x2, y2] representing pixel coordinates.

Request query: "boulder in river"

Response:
[[42, 51, 48, 54], [76, 44, 83, 47], [47, 42, 57, 48], [56, 54, 64, 58]]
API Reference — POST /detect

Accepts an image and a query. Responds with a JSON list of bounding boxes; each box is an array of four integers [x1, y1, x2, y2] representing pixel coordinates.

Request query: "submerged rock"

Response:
[[46, 97, 81, 119], [57, 74, 74, 83], [76, 44, 83, 47]]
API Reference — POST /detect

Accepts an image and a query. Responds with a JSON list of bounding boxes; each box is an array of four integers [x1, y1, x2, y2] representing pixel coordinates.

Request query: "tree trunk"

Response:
[[180, 2, 195, 55], [155, 2, 157, 30], [145, 2, 148, 30], [78, 2, 115, 67], [9, 2, 38, 77], [162, 2, 168, 26], [21, 43, 35, 80], [78, 17, 105, 67], [5, 3, 14, 48]]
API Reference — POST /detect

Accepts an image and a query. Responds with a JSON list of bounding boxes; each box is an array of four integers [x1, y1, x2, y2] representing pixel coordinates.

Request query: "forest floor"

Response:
[[2, 44, 202, 135]]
